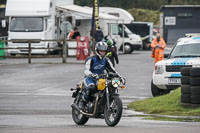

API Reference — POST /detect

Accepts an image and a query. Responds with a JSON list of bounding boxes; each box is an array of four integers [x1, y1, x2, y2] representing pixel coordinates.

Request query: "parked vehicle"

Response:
[[100, 7, 143, 53], [151, 33, 200, 97], [125, 22, 153, 50], [5, 0, 60, 54], [109, 23, 143, 53], [71, 72, 126, 127]]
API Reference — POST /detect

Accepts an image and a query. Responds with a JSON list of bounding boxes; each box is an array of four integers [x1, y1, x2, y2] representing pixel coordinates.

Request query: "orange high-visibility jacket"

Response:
[[150, 37, 166, 63]]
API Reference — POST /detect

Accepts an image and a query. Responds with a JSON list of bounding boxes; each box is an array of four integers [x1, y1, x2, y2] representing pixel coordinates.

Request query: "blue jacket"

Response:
[[84, 55, 118, 76]]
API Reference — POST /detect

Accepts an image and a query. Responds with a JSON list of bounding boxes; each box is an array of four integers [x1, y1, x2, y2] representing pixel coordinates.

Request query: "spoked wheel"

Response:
[[72, 96, 89, 125], [104, 96, 123, 127]]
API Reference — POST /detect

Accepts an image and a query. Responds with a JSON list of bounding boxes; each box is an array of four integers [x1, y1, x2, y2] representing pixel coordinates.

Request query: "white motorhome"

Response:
[[100, 7, 143, 53], [5, 0, 69, 54]]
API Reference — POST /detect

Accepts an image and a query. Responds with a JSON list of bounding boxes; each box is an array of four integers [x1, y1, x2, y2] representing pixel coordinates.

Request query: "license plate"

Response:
[[168, 78, 181, 84]]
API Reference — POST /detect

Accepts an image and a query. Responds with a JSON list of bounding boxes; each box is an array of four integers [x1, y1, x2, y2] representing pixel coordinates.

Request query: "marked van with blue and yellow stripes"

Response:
[[151, 34, 200, 96]]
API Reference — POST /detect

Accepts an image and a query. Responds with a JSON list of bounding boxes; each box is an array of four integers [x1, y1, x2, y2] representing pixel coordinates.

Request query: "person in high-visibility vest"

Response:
[[151, 33, 166, 63]]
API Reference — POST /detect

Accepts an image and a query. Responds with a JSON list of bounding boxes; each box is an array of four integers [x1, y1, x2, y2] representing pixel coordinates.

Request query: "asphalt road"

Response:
[[0, 49, 200, 133]]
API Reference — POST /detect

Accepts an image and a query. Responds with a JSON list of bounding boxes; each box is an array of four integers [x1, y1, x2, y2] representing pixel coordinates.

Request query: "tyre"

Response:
[[10, 54, 16, 56], [181, 76, 190, 85], [190, 86, 200, 95], [151, 80, 169, 96], [72, 96, 89, 125], [191, 95, 200, 104], [123, 43, 134, 54], [181, 85, 190, 94], [190, 68, 200, 77], [104, 96, 122, 127], [180, 67, 191, 76], [190, 77, 200, 86], [181, 94, 191, 103]]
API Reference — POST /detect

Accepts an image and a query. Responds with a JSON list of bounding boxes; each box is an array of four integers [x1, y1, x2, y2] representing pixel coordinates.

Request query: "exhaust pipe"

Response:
[[71, 103, 81, 112], [71, 95, 99, 116]]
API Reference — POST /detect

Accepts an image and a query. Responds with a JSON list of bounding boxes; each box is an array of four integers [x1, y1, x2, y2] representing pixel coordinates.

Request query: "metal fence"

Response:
[[0, 39, 71, 64]]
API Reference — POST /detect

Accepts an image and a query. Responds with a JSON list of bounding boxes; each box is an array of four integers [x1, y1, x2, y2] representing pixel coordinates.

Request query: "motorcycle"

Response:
[[71, 72, 126, 127]]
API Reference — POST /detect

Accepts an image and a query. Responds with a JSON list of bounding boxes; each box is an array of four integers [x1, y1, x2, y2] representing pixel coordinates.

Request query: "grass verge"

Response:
[[128, 88, 200, 116]]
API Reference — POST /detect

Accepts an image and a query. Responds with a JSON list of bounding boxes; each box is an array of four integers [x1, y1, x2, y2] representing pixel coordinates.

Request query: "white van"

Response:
[[6, 0, 58, 54], [151, 33, 200, 96], [100, 7, 143, 53], [110, 24, 142, 53]]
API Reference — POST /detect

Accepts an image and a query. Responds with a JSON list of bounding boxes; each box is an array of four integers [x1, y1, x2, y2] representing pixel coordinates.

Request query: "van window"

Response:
[[10, 17, 43, 32], [111, 24, 118, 35]]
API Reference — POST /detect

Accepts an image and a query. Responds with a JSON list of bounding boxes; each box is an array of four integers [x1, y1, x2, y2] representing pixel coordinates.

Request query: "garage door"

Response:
[[167, 28, 200, 44]]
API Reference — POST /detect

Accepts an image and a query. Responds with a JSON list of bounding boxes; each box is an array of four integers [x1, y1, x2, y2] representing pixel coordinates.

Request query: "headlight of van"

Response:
[[155, 65, 164, 74]]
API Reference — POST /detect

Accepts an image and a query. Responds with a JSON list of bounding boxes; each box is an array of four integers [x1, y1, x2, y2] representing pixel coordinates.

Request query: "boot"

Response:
[[79, 93, 88, 110]]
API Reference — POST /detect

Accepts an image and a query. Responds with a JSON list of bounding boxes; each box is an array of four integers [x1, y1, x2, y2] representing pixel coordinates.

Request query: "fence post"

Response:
[[28, 41, 31, 64], [62, 34, 67, 63]]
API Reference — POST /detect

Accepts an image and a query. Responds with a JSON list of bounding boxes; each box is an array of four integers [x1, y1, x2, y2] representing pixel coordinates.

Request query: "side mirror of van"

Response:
[[164, 53, 169, 58]]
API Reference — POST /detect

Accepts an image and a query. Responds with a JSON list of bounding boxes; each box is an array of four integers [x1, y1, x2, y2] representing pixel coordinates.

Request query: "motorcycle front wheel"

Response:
[[104, 96, 123, 127], [72, 96, 89, 125]]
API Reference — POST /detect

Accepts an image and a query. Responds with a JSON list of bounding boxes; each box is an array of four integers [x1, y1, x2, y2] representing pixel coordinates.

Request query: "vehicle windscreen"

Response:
[[170, 43, 200, 58], [10, 17, 43, 32], [118, 24, 128, 37]]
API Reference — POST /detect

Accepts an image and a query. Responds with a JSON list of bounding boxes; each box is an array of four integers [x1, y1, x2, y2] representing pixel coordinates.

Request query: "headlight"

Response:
[[112, 78, 121, 88], [155, 65, 164, 74], [193, 64, 200, 68]]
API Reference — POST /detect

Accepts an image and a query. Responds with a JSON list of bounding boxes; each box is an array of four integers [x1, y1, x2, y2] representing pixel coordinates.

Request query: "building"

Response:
[[161, 5, 200, 44]]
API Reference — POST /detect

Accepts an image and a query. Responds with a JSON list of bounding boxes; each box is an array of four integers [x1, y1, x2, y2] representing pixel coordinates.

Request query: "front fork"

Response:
[[106, 87, 110, 111]]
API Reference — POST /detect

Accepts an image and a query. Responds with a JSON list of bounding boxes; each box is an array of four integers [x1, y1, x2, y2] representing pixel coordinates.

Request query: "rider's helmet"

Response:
[[95, 41, 108, 59]]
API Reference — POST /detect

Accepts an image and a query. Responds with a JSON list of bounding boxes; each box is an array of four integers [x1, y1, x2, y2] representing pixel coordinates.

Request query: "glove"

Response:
[[120, 77, 126, 85], [106, 52, 112, 57], [156, 44, 159, 48], [89, 73, 99, 79]]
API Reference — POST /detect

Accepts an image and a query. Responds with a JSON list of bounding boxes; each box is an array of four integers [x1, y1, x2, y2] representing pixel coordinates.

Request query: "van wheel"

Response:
[[151, 80, 162, 97], [151, 80, 170, 97], [123, 43, 134, 54]]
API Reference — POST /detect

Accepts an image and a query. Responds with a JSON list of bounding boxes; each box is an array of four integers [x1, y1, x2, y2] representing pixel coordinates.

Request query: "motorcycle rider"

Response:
[[105, 38, 119, 67], [80, 41, 125, 109]]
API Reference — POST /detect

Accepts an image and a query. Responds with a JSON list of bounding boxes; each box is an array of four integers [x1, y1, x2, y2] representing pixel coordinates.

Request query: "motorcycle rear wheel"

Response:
[[104, 96, 123, 127]]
